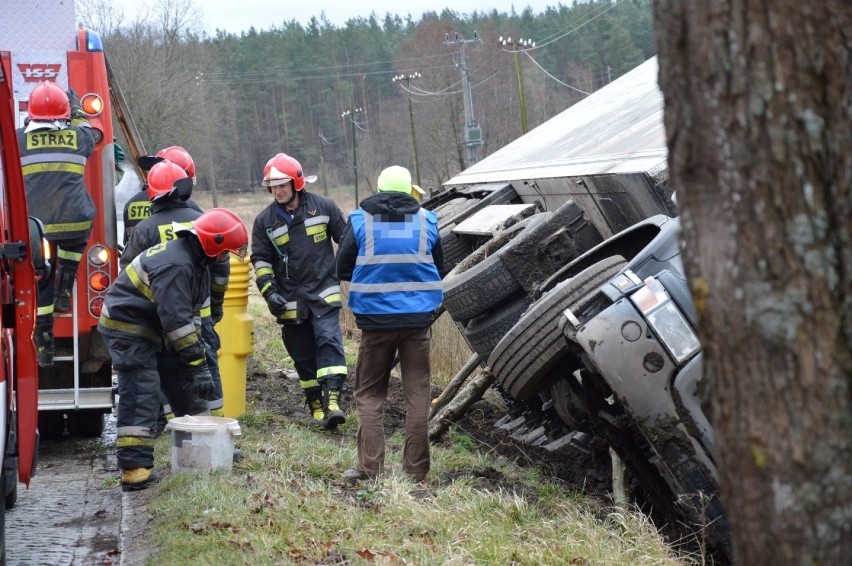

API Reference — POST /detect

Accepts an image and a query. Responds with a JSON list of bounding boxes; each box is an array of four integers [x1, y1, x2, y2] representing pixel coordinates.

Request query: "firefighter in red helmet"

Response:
[[17, 81, 98, 367], [99, 207, 247, 491], [251, 152, 349, 429]]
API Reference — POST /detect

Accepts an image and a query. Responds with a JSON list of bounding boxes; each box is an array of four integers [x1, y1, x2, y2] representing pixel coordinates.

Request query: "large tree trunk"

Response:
[[653, 1, 851, 563]]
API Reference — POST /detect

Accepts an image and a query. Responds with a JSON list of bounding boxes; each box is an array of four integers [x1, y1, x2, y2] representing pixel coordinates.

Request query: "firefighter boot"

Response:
[[324, 375, 346, 430], [121, 467, 161, 492], [54, 264, 77, 312], [305, 387, 326, 428], [35, 317, 54, 368]]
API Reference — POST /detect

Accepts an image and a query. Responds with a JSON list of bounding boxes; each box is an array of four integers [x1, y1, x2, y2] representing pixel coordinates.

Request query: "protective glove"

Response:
[[211, 303, 224, 324], [66, 88, 86, 120], [265, 291, 288, 317], [184, 365, 215, 400]]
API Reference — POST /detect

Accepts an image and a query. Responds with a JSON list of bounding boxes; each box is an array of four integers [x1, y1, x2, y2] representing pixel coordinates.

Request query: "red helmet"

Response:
[[146, 160, 189, 201], [262, 153, 307, 191], [193, 208, 249, 258], [156, 146, 196, 181], [28, 82, 70, 121]]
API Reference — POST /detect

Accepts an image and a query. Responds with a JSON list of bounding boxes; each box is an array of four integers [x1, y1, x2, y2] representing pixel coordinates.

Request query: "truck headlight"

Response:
[[630, 276, 701, 364]]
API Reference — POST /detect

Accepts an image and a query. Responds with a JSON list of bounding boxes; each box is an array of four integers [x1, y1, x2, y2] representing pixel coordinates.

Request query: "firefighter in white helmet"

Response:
[[250, 153, 349, 429]]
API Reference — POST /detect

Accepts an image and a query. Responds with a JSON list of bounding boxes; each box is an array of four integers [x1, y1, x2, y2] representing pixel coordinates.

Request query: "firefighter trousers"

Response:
[[353, 327, 432, 479], [100, 327, 162, 470], [281, 308, 347, 396], [37, 237, 88, 316]]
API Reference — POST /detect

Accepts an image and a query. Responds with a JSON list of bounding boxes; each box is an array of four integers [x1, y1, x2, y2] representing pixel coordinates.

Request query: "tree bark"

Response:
[[654, 1, 851, 563]]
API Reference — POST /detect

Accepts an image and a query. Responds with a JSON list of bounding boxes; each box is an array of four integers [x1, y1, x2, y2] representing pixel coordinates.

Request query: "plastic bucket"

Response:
[[166, 415, 241, 473]]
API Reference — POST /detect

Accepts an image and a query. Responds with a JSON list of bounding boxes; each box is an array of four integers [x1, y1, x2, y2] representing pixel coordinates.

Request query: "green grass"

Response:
[[147, 411, 697, 565], [144, 192, 704, 564]]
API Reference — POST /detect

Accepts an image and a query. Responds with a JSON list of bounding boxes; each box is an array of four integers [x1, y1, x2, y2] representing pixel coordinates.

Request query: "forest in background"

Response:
[[78, 0, 655, 197]]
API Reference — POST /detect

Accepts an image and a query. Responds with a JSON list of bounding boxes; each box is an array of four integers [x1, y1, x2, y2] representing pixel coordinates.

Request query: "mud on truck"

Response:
[[427, 57, 731, 562], [1, 4, 133, 439], [0, 53, 49, 563]]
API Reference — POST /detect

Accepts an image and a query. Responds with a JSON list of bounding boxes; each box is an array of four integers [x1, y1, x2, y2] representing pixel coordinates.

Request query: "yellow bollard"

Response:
[[217, 253, 254, 417]]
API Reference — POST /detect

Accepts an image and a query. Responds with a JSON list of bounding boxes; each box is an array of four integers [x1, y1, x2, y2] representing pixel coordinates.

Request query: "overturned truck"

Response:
[[426, 57, 731, 562]]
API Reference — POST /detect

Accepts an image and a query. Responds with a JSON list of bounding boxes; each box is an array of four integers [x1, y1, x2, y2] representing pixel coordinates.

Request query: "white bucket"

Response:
[[166, 415, 241, 473]]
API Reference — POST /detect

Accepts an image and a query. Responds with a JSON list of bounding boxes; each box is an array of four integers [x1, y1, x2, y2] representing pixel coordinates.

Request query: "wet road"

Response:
[[5, 412, 127, 565]]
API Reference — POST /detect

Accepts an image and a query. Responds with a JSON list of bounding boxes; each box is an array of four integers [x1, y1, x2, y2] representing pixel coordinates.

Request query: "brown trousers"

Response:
[[353, 327, 432, 478]]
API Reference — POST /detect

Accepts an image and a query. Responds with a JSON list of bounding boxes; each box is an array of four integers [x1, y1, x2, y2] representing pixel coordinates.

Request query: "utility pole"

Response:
[[499, 36, 535, 134], [444, 31, 483, 165], [392, 72, 422, 186], [195, 72, 218, 206], [341, 105, 362, 206]]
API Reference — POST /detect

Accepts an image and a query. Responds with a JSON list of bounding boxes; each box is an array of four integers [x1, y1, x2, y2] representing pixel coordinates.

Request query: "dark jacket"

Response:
[[18, 120, 97, 240], [123, 190, 203, 243], [250, 190, 347, 323], [120, 198, 229, 323], [337, 192, 444, 330], [99, 232, 211, 367]]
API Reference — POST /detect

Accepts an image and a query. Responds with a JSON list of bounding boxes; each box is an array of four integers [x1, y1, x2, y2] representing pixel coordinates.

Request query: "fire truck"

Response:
[[1, 2, 136, 438], [0, 49, 46, 562]]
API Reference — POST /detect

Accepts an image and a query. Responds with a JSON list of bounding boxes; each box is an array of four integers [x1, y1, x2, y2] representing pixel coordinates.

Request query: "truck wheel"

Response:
[[549, 371, 592, 432], [501, 199, 603, 294], [462, 294, 532, 358], [443, 213, 550, 323], [439, 223, 475, 275], [488, 255, 626, 400]]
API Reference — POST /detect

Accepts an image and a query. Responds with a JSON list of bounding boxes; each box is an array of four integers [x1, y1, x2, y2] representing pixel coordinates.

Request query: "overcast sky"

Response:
[[122, 0, 563, 35]]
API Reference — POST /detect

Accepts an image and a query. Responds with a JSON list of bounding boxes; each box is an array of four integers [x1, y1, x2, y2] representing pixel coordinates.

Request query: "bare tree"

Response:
[[654, 1, 851, 563]]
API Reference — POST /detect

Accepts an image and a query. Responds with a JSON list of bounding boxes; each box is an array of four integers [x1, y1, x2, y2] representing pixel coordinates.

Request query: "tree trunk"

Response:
[[654, 1, 851, 563]]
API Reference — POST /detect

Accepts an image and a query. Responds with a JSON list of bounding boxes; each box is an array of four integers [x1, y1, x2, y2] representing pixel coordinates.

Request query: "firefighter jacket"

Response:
[[17, 119, 97, 241], [123, 191, 203, 243], [120, 198, 228, 323], [98, 231, 212, 368], [336, 191, 444, 331], [251, 191, 347, 323]]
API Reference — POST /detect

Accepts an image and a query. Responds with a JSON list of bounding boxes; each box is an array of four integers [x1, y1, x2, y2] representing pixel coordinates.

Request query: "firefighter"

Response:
[[98, 208, 248, 491], [17, 82, 98, 367], [336, 165, 443, 482], [122, 145, 203, 243], [250, 153, 349, 429], [120, 154, 229, 418]]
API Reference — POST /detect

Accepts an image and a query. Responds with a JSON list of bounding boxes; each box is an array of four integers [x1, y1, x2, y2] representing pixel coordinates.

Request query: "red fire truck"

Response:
[[1, 3, 127, 438], [0, 50, 45, 562]]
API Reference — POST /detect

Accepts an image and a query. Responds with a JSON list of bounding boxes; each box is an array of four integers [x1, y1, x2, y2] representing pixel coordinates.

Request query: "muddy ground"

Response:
[[245, 359, 613, 497]]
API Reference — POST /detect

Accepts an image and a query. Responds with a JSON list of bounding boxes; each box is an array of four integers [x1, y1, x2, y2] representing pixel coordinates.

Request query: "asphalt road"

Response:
[[5, 411, 149, 565]]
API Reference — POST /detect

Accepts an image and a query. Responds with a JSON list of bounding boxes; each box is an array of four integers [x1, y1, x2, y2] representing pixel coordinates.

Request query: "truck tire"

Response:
[[439, 223, 475, 275], [488, 255, 626, 400], [442, 213, 550, 323], [549, 372, 592, 432], [462, 294, 532, 358], [501, 199, 603, 294]]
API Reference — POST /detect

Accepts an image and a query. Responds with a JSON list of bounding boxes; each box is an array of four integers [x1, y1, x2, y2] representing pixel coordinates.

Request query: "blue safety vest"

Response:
[[347, 208, 442, 315]]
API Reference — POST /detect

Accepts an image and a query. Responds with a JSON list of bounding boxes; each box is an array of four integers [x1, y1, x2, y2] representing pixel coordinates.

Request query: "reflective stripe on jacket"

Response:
[[17, 124, 97, 240], [347, 207, 442, 316]]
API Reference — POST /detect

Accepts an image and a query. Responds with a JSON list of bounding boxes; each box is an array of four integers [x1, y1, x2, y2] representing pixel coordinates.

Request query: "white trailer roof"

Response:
[[446, 57, 667, 186]]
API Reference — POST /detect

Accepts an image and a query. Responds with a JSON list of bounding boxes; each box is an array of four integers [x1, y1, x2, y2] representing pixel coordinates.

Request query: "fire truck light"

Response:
[[88, 245, 109, 266], [80, 93, 103, 116], [90, 297, 104, 317], [89, 272, 110, 292]]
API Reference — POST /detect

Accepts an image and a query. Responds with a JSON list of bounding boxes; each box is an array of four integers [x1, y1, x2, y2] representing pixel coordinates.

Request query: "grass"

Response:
[[141, 191, 703, 564]]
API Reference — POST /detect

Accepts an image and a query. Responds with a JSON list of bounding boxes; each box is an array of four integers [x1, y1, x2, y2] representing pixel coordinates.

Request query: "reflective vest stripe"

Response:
[[125, 260, 154, 301], [21, 153, 87, 166], [349, 280, 443, 293], [44, 219, 93, 234], [22, 162, 85, 176]]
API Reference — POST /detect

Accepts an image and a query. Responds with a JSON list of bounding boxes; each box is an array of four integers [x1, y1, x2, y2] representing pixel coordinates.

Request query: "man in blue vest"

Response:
[[336, 165, 444, 482]]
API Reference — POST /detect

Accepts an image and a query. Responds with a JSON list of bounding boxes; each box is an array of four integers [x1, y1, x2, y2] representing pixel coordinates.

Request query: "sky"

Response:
[[121, 0, 563, 35]]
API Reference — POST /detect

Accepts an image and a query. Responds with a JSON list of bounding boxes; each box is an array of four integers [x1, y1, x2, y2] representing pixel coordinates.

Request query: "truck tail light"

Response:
[[87, 245, 109, 266], [80, 93, 104, 116], [90, 297, 104, 317], [89, 272, 110, 292]]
